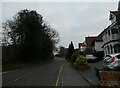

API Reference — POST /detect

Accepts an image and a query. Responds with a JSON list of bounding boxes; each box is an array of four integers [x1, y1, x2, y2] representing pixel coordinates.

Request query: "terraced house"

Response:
[[102, 2, 120, 56]]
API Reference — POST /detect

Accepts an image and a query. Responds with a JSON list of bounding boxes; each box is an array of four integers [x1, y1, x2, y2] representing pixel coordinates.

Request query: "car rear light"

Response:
[[111, 57, 115, 62]]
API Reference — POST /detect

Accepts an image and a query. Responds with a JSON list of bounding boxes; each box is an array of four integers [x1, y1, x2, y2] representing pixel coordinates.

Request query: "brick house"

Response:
[[79, 34, 103, 52]]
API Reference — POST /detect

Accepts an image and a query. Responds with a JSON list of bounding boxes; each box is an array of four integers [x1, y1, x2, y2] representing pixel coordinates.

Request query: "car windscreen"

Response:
[[116, 55, 120, 59]]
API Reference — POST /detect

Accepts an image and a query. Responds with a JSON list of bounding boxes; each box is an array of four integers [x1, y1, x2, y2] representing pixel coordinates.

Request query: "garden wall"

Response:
[[99, 70, 120, 87]]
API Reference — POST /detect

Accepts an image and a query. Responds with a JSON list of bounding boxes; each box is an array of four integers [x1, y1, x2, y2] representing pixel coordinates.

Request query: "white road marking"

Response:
[[55, 65, 63, 87], [61, 74, 64, 86], [13, 66, 45, 82], [14, 78, 21, 81], [3, 65, 45, 85]]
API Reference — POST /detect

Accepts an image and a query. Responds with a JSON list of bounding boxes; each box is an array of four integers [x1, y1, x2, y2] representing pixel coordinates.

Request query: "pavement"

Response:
[[78, 61, 103, 87], [62, 60, 91, 86]]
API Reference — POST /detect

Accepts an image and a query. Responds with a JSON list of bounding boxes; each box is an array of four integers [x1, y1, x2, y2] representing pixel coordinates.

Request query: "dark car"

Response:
[[86, 54, 98, 63]]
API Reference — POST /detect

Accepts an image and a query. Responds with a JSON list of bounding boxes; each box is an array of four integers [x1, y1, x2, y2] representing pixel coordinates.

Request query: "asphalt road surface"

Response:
[[2, 57, 91, 87]]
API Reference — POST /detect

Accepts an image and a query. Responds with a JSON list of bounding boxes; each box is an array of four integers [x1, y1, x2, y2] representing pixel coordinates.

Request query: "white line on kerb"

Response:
[[55, 65, 62, 87]]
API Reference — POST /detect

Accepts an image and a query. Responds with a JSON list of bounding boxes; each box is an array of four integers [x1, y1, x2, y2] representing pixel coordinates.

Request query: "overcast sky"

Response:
[[1, 1, 119, 48]]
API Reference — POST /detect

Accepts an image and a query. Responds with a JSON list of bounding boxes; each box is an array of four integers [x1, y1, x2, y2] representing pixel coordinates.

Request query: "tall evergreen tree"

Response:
[[70, 41, 74, 55], [66, 41, 75, 61]]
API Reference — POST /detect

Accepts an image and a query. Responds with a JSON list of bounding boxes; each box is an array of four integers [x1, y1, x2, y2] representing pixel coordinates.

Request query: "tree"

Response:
[[2, 22, 12, 46], [84, 47, 93, 54], [58, 46, 67, 57], [66, 41, 75, 61], [3, 9, 59, 62], [70, 41, 74, 55]]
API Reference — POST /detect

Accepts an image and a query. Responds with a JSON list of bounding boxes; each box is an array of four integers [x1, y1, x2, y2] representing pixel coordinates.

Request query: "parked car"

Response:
[[103, 53, 120, 70], [86, 54, 98, 63]]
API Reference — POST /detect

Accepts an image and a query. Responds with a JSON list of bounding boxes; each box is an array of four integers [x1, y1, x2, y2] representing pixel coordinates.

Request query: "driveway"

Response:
[[79, 61, 103, 86]]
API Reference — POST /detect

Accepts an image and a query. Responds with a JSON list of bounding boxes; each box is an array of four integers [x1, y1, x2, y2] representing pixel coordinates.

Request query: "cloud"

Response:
[[2, 2, 118, 48], [76, 3, 90, 14], [1, 0, 119, 2]]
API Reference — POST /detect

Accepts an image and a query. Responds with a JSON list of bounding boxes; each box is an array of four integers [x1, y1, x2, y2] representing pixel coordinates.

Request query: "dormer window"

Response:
[[109, 13, 114, 20], [111, 14, 114, 20]]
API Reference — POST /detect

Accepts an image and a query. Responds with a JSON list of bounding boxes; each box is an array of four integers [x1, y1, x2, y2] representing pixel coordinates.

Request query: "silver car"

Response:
[[103, 53, 120, 69]]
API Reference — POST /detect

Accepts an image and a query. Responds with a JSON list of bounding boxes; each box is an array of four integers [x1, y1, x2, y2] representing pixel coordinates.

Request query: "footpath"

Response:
[[62, 60, 92, 87]]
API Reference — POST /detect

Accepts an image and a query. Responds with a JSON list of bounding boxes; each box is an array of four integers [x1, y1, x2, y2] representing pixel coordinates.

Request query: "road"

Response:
[[2, 57, 91, 87]]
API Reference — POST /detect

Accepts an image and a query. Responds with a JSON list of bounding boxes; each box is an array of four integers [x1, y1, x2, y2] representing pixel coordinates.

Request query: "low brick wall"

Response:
[[99, 70, 120, 87]]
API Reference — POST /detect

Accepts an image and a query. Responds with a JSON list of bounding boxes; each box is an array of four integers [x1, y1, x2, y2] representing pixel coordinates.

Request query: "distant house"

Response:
[[78, 42, 86, 52], [85, 34, 103, 51], [102, 2, 120, 56], [91, 34, 103, 51], [85, 36, 97, 48], [91, 40, 103, 51], [79, 34, 103, 52]]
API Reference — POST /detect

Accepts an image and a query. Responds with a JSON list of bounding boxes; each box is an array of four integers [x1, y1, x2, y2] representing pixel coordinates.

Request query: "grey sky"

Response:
[[2, 2, 119, 48]]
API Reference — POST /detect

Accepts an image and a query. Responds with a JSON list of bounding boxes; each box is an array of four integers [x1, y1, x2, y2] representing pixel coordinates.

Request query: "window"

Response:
[[110, 45, 113, 54], [108, 30, 110, 35], [116, 55, 120, 59], [110, 14, 114, 20], [105, 31, 107, 35], [111, 28, 118, 34], [114, 44, 120, 53]]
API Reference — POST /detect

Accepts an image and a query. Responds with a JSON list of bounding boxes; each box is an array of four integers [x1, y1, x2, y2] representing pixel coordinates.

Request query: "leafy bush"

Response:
[[79, 51, 85, 56], [71, 53, 78, 64], [76, 55, 87, 65]]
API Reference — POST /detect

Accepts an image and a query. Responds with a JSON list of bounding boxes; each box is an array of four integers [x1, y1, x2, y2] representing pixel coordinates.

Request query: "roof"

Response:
[[85, 35, 103, 47], [78, 43, 86, 48], [110, 11, 120, 15], [109, 11, 120, 20], [99, 19, 119, 36], [85, 36, 97, 47]]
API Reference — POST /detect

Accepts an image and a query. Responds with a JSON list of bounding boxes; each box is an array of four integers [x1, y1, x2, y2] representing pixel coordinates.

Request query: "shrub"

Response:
[[71, 53, 78, 64], [79, 51, 85, 56], [76, 55, 87, 65]]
